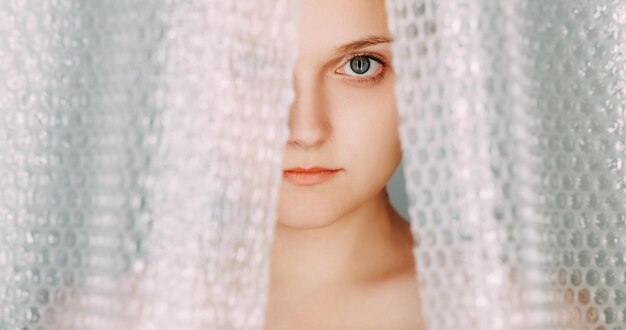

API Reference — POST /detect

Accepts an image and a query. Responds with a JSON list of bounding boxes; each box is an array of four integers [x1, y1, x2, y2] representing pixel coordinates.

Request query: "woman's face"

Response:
[[277, 0, 401, 229]]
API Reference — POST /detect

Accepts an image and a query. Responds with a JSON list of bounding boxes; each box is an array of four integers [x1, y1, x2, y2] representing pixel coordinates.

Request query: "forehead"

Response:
[[297, 0, 390, 56]]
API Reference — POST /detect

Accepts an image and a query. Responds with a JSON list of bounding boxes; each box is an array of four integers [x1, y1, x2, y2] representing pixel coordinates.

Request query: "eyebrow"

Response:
[[334, 35, 392, 56]]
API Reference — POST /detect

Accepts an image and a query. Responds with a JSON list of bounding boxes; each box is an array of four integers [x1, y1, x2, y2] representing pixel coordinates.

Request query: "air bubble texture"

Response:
[[387, 0, 626, 329], [0, 1, 295, 329], [3, 0, 626, 329]]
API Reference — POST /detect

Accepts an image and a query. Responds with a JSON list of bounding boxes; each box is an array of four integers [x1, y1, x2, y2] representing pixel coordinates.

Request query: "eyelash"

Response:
[[336, 52, 390, 86]]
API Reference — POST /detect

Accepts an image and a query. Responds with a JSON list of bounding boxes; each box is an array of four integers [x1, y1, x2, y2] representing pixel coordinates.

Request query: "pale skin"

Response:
[[265, 0, 425, 329]]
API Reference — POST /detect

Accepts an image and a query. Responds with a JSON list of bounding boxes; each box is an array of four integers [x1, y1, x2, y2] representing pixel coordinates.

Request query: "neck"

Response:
[[269, 189, 414, 292]]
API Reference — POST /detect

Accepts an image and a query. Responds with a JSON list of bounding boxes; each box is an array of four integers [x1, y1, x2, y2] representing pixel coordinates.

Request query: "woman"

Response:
[[264, 0, 425, 328]]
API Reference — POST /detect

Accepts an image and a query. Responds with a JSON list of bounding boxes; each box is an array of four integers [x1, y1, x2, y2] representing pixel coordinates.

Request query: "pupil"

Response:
[[350, 56, 370, 74]]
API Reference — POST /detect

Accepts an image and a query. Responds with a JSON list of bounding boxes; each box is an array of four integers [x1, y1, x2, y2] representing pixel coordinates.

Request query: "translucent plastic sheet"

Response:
[[387, 1, 626, 329], [0, 1, 295, 329], [2, 0, 626, 330]]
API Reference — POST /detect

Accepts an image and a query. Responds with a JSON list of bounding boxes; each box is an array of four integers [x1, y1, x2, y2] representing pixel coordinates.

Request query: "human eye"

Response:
[[335, 53, 390, 85]]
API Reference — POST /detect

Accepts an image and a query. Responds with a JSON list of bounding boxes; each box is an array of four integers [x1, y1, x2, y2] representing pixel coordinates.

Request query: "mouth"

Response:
[[283, 167, 342, 186]]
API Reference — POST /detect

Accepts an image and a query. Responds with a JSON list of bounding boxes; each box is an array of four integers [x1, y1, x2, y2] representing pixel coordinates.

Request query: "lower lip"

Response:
[[283, 169, 341, 186]]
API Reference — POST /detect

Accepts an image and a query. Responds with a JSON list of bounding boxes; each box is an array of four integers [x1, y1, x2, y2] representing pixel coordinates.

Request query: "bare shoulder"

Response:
[[349, 267, 426, 330], [264, 271, 426, 330], [348, 213, 425, 329]]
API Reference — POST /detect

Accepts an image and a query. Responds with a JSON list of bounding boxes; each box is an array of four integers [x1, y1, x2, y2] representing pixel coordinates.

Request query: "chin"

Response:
[[276, 206, 340, 230]]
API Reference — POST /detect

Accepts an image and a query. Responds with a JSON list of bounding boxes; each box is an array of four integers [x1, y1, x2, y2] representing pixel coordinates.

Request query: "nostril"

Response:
[[286, 123, 329, 149]]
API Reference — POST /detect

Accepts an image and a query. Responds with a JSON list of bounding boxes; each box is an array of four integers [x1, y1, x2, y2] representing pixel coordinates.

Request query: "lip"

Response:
[[283, 167, 342, 186]]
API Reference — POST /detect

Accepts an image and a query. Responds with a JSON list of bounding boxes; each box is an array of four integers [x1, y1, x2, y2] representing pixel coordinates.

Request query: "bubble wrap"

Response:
[[0, 1, 295, 329], [386, 0, 626, 329]]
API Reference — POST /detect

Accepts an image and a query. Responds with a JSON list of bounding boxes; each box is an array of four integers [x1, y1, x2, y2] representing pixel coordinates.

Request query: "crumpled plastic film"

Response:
[[386, 1, 626, 329], [0, 1, 295, 330]]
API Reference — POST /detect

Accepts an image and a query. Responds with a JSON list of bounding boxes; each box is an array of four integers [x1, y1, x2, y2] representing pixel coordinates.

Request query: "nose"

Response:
[[286, 65, 331, 149]]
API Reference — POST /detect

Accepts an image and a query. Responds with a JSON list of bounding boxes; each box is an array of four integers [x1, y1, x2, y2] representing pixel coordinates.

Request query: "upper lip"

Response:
[[284, 167, 341, 173]]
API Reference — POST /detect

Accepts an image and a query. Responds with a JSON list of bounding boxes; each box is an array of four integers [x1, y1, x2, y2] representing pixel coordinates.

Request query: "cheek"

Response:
[[333, 84, 401, 187], [334, 83, 400, 160]]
